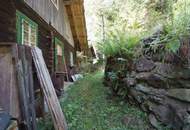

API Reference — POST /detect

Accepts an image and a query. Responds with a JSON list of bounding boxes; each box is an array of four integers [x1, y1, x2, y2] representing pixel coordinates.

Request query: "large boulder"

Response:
[[167, 89, 190, 103], [153, 63, 174, 77], [136, 57, 156, 72], [148, 114, 160, 129], [123, 77, 136, 87], [136, 72, 168, 88]]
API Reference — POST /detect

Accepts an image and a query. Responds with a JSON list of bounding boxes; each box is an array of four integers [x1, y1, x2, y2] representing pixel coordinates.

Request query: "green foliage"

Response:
[[98, 30, 140, 57], [143, 0, 173, 29], [165, 39, 180, 53], [96, 0, 190, 56], [37, 115, 54, 130], [158, 0, 190, 52], [60, 72, 150, 130], [78, 58, 104, 75], [172, 0, 190, 36], [156, 0, 190, 53]]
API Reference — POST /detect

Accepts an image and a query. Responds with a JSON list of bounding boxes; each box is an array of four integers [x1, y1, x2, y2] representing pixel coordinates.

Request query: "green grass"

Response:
[[60, 72, 151, 130]]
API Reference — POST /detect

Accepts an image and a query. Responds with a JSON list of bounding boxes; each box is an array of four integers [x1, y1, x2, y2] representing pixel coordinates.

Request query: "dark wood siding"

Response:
[[0, 0, 16, 42], [24, 0, 74, 47], [38, 25, 53, 73], [0, 45, 20, 119], [0, 0, 76, 73]]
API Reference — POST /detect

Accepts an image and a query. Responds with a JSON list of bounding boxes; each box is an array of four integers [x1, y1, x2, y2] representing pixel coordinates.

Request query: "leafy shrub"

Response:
[[98, 0, 190, 57], [78, 58, 104, 75], [98, 30, 140, 58], [141, 0, 190, 53]]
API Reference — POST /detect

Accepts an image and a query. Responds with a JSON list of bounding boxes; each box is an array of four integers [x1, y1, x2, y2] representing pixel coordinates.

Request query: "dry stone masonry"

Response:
[[104, 37, 190, 130]]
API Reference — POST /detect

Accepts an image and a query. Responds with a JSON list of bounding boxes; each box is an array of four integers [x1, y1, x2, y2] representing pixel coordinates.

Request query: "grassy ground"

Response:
[[60, 72, 151, 130]]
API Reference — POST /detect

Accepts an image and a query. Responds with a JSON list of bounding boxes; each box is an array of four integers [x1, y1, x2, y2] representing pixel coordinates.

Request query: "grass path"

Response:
[[60, 72, 151, 130]]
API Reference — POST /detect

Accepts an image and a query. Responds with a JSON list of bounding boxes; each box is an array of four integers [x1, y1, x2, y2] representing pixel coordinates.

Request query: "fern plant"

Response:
[[98, 30, 140, 58]]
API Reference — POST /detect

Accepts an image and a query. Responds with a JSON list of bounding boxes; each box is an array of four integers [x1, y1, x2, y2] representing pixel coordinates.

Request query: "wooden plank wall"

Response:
[[38, 26, 53, 73], [0, 44, 38, 129], [24, 0, 74, 47], [0, 45, 20, 119], [16, 45, 37, 130], [0, 0, 77, 74], [0, 0, 16, 42]]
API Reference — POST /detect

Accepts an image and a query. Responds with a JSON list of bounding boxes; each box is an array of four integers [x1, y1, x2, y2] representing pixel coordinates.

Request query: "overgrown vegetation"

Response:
[[37, 115, 54, 130], [60, 72, 151, 130], [97, 0, 190, 58], [98, 31, 141, 58]]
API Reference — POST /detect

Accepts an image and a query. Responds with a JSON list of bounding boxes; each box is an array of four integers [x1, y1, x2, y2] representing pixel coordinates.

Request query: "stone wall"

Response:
[[104, 37, 190, 130]]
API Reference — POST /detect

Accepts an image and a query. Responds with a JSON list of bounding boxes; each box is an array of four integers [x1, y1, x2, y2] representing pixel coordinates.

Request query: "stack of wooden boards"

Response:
[[0, 43, 67, 130]]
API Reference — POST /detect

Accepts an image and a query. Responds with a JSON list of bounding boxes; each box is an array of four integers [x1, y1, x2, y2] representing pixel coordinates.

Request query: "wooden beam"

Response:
[[63, 0, 80, 5], [32, 47, 68, 130]]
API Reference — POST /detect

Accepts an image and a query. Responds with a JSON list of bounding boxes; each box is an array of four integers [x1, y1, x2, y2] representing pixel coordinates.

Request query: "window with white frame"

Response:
[[16, 11, 38, 46], [70, 52, 74, 66], [51, 0, 59, 9], [57, 44, 63, 56], [22, 19, 37, 46], [55, 38, 64, 71]]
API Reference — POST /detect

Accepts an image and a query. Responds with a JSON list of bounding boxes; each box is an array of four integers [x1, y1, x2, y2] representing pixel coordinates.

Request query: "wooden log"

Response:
[[31, 47, 68, 130]]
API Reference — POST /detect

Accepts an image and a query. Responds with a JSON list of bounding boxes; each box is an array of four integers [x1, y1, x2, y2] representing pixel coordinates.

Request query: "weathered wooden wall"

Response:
[[38, 26, 53, 73], [0, 0, 16, 42], [0, 44, 20, 119], [17, 45, 37, 130], [24, 0, 74, 46], [15, 0, 76, 71], [0, 0, 77, 76]]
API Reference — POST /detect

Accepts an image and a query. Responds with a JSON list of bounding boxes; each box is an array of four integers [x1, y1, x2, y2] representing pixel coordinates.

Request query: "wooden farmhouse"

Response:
[[0, 0, 89, 129], [0, 0, 89, 81]]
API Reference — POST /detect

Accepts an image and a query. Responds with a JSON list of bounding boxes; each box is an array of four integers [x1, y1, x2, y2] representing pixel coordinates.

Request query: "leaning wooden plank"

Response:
[[32, 49, 61, 129], [31, 47, 68, 130]]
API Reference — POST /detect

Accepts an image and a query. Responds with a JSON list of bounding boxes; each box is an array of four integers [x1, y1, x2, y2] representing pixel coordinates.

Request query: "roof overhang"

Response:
[[63, 0, 79, 5], [64, 0, 89, 56]]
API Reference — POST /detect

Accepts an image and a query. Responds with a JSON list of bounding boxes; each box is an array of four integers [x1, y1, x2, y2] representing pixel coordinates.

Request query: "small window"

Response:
[[16, 11, 38, 46], [22, 20, 37, 46], [51, 0, 59, 9], [54, 38, 64, 70], [57, 44, 63, 56], [70, 52, 74, 66]]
